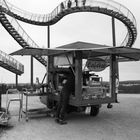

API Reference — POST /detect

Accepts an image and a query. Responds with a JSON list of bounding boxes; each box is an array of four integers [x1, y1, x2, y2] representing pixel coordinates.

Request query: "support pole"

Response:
[[16, 74, 18, 88], [112, 17, 116, 46], [31, 56, 33, 88], [75, 51, 82, 102], [0, 87, 1, 109], [112, 17, 119, 102], [48, 26, 50, 49], [46, 26, 50, 84], [110, 54, 116, 99]]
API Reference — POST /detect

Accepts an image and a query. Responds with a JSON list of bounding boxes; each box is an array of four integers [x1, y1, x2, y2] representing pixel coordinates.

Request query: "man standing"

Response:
[[55, 67, 75, 125], [60, 2, 65, 12], [75, 0, 78, 7], [82, 0, 86, 6], [67, 0, 72, 9]]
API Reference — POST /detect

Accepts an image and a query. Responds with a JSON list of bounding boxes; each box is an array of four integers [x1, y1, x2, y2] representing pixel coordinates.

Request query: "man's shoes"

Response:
[[59, 119, 67, 125], [55, 118, 67, 125], [55, 118, 60, 123]]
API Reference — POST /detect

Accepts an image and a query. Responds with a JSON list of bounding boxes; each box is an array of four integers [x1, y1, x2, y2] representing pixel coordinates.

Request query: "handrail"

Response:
[[1, 0, 136, 26], [0, 0, 48, 63], [0, 49, 24, 73], [0, 0, 137, 49]]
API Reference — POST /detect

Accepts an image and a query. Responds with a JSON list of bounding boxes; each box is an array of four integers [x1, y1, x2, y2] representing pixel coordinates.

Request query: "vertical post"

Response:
[[16, 74, 18, 88], [48, 25, 50, 48], [75, 51, 82, 102], [46, 26, 50, 84], [31, 56, 33, 88], [112, 17, 116, 46], [0, 86, 1, 109], [110, 55, 116, 100], [112, 17, 119, 102]]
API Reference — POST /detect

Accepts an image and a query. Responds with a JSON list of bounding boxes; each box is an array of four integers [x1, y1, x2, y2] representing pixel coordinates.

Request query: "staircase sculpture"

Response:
[[0, 0, 137, 67]]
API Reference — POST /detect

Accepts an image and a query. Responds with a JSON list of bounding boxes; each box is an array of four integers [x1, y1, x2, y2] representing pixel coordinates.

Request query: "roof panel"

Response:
[[10, 47, 71, 56], [10, 42, 140, 61], [57, 41, 112, 49]]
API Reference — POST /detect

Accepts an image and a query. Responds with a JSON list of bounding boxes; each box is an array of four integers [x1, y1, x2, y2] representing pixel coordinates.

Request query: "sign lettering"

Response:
[[86, 58, 107, 72]]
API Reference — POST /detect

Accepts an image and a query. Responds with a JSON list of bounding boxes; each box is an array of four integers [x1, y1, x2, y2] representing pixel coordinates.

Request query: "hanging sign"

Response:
[[86, 58, 107, 72]]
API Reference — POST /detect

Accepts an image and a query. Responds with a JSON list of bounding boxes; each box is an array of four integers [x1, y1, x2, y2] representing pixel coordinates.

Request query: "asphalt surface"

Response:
[[0, 94, 140, 140]]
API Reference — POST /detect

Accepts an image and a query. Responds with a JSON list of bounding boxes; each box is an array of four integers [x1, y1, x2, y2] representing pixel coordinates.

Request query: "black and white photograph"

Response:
[[0, 0, 140, 139]]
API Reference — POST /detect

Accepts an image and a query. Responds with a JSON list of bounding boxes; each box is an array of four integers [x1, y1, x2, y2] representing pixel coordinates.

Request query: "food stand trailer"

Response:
[[45, 42, 118, 116], [11, 42, 140, 116]]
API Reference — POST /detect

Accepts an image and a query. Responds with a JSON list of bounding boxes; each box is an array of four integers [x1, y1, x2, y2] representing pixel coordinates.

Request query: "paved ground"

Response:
[[0, 94, 140, 140]]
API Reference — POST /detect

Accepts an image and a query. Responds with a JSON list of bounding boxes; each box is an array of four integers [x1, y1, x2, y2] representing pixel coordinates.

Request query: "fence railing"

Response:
[[0, 0, 137, 48], [0, 0, 136, 26], [0, 49, 24, 73], [0, 0, 48, 62]]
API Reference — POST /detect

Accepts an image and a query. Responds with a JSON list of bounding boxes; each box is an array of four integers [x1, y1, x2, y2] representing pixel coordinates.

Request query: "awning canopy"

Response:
[[10, 42, 112, 56], [10, 47, 70, 56], [10, 41, 140, 61]]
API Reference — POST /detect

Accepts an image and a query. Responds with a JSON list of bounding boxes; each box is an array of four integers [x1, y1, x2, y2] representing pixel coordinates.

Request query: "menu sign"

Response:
[[86, 58, 107, 72]]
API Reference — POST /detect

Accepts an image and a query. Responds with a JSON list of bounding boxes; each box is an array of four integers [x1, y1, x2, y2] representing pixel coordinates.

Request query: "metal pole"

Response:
[[31, 56, 33, 88], [0, 87, 1, 109], [16, 74, 18, 88], [112, 17, 116, 46], [112, 17, 119, 102], [48, 26, 50, 48], [75, 51, 82, 102], [46, 26, 50, 84]]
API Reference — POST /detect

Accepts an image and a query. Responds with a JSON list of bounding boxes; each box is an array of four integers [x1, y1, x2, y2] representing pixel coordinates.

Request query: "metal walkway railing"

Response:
[[0, 0, 138, 58], [0, 0, 48, 66], [0, 49, 24, 75]]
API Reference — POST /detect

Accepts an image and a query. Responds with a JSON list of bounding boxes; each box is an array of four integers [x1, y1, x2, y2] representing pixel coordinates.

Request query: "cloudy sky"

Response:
[[0, 0, 140, 83]]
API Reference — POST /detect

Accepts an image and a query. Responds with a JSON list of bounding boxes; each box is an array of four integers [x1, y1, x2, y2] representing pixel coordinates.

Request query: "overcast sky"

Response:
[[0, 0, 140, 83]]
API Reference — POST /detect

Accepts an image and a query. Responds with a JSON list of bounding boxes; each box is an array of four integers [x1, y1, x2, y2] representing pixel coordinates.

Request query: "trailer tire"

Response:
[[90, 106, 100, 116]]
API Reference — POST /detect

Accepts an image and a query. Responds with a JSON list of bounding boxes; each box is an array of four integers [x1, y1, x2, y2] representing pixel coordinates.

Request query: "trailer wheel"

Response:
[[90, 106, 100, 117]]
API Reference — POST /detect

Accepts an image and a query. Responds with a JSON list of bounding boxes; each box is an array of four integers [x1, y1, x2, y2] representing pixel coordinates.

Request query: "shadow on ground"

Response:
[[0, 125, 14, 137]]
